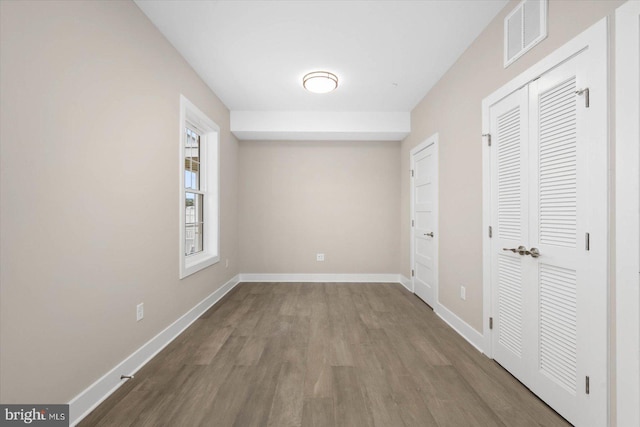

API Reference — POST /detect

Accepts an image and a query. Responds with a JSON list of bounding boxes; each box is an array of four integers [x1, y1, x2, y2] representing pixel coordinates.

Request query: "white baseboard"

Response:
[[67, 272, 486, 426], [399, 275, 413, 292], [435, 302, 485, 353], [238, 273, 402, 283], [68, 274, 240, 426]]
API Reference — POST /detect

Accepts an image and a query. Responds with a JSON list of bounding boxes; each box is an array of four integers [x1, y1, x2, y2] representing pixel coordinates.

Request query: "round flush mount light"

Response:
[[303, 71, 338, 94]]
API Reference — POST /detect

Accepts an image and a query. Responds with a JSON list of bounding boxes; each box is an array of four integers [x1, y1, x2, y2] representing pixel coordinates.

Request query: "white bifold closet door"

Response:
[[489, 51, 606, 426]]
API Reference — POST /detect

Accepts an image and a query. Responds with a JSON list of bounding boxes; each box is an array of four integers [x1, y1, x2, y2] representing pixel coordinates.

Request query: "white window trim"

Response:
[[179, 95, 220, 279]]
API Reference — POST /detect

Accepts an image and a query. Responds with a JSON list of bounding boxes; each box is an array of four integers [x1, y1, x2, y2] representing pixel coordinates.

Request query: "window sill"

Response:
[[180, 253, 220, 279]]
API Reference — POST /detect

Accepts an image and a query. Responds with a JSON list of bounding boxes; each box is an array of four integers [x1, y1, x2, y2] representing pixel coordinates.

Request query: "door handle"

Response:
[[518, 246, 541, 257], [503, 246, 529, 255], [503, 246, 541, 257], [424, 232, 434, 237]]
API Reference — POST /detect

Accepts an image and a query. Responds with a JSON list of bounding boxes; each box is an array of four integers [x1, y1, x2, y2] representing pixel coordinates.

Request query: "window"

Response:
[[179, 95, 220, 278], [504, 0, 548, 67]]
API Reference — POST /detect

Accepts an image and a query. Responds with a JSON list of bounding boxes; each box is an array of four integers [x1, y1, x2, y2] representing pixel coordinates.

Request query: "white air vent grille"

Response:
[[504, 0, 548, 67]]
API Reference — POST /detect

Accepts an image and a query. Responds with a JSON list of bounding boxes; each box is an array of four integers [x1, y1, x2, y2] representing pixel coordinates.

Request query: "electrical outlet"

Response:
[[136, 303, 144, 321], [460, 286, 466, 301], [316, 253, 325, 262]]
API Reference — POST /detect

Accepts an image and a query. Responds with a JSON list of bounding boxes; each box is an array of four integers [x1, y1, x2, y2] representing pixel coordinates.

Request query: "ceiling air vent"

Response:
[[504, 0, 548, 67]]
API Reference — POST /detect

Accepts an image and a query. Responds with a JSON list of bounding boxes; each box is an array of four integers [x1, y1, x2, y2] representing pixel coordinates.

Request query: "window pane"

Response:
[[185, 129, 201, 190], [184, 169, 197, 190], [185, 192, 194, 222], [196, 193, 203, 223], [185, 223, 203, 255], [190, 161, 200, 190], [185, 192, 204, 256]]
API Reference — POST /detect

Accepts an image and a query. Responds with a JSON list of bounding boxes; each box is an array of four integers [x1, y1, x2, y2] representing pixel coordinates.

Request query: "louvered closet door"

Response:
[[489, 86, 535, 384], [490, 50, 606, 427], [527, 51, 604, 426]]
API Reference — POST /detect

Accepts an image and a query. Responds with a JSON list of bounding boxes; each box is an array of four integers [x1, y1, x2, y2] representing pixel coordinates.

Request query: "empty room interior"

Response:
[[1, 0, 639, 426]]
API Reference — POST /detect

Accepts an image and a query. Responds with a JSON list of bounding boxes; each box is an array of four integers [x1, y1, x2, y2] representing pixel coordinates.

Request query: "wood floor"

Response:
[[80, 283, 570, 427]]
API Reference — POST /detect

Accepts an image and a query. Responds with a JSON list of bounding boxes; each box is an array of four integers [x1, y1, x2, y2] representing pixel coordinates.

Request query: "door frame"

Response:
[[410, 133, 439, 306], [481, 15, 609, 420], [615, 2, 640, 425]]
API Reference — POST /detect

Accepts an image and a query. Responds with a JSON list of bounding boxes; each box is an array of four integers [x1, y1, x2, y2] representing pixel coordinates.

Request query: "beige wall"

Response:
[[239, 140, 400, 274], [0, 1, 239, 404], [400, 0, 623, 334]]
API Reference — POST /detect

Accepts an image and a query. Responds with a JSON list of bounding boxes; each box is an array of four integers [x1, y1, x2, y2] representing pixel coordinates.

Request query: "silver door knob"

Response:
[[424, 232, 434, 237], [516, 245, 529, 256], [529, 247, 540, 258]]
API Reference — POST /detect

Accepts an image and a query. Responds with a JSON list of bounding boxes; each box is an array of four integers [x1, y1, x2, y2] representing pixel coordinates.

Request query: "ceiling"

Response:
[[135, 0, 508, 140]]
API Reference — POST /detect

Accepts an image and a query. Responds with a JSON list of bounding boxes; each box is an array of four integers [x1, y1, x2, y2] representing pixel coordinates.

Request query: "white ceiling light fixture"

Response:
[[303, 71, 339, 94]]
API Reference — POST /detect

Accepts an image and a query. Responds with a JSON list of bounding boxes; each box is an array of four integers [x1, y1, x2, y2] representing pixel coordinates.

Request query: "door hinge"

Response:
[[411, 169, 414, 177], [585, 232, 590, 251], [489, 317, 493, 330], [412, 219, 415, 227], [489, 226, 493, 238], [585, 376, 590, 394], [482, 133, 491, 146], [411, 269, 415, 277], [576, 88, 590, 108]]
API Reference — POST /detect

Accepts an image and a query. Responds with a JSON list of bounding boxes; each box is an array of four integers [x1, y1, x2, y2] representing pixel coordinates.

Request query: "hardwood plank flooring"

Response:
[[79, 283, 571, 427]]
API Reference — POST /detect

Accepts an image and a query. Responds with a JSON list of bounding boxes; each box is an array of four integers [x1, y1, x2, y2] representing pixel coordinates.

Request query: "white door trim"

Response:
[[615, 2, 640, 426], [482, 17, 608, 357], [410, 133, 439, 303]]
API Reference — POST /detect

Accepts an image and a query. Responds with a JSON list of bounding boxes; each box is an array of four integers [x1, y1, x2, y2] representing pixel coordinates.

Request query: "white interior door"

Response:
[[412, 138, 438, 308], [489, 49, 607, 426]]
